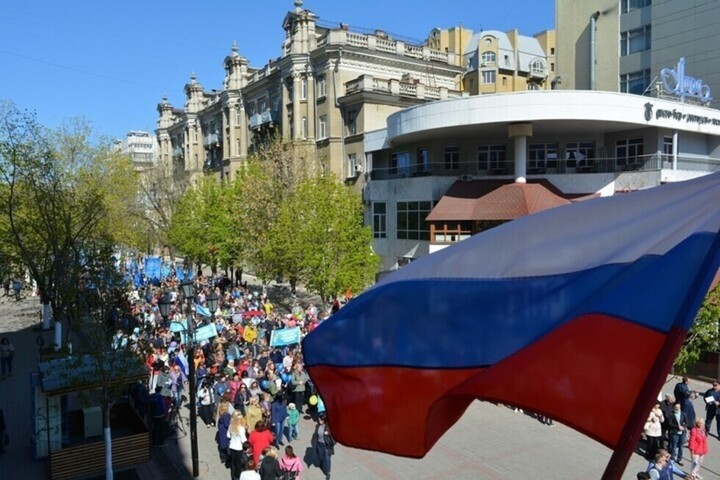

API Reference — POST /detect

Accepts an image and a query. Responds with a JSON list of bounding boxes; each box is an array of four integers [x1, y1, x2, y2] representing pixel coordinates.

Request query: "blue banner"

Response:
[[144, 257, 161, 284], [270, 327, 301, 347]]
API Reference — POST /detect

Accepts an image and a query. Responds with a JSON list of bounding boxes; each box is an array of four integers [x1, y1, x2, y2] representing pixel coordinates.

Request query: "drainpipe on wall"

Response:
[[590, 11, 600, 90]]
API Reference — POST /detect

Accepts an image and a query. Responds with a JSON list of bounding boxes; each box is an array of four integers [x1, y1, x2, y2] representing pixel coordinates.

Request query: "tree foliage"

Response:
[[0, 100, 142, 329], [167, 136, 379, 300], [675, 283, 720, 374]]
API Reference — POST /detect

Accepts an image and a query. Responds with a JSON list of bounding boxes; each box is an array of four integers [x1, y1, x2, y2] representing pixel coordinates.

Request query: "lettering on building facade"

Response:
[[660, 57, 713, 104], [644, 102, 720, 126]]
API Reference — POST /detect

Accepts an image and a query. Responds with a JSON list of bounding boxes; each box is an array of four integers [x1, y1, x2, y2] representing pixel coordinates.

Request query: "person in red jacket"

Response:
[[688, 418, 709, 478]]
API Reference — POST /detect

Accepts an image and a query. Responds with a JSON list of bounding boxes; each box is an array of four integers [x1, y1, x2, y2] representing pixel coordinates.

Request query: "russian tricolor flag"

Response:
[[303, 174, 720, 475]]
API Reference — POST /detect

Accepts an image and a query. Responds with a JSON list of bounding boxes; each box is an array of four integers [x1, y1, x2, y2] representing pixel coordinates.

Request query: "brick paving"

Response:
[[2, 290, 720, 479]]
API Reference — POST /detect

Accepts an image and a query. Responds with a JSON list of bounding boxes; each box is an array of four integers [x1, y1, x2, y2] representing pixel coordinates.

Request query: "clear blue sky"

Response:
[[0, 0, 554, 140]]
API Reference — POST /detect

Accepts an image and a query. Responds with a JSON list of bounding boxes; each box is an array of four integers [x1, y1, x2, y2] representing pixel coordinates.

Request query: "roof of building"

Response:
[[426, 179, 592, 222]]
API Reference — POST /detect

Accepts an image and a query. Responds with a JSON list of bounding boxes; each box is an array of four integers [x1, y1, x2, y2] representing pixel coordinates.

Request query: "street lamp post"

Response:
[[173, 280, 200, 478], [206, 291, 219, 324]]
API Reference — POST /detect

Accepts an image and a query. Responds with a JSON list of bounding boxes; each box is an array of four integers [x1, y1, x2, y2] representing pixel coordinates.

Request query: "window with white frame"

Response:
[[302, 116, 308, 139], [482, 70, 496, 84], [318, 115, 327, 139], [235, 108, 241, 126], [316, 75, 327, 98], [564, 142, 594, 168], [528, 83, 540, 90], [531, 59, 545, 74], [529, 143, 559, 170], [390, 151, 411, 175], [477, 145, 506, 171], [347, 153, 360, 176], [663, 136, 674, 157], [301, 78, 308, 100], [480, 51, 496, 66], [373, 202, 386, 239], [616, 138, 644, 168], [444, 146, 459, 170], [621, 25, 651, 56], [397, 201, 433, 240]]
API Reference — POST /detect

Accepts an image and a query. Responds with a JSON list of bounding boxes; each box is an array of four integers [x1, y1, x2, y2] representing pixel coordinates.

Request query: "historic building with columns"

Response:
[[363, 89, 720, 271], [155, 0, 468, 189]]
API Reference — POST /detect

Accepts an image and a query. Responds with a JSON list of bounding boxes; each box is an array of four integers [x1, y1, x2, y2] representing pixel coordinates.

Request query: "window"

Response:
[[480, 51, 496, 66], [347, 153, 360, 176], [301, 78, 308, 100], [551, 62, 555, 72], [502, 77, 507, 86], [318, 115, 327, 139], [390, 151, 411, 175], [482, 70, 496, 84], [346, 109, 358, 135], [531, 59, 545, 74], [236, 139, 241, 156], [622, 0, 651, 13], [317, 75, 327, 98], [616, 138, 644, 169], [663, 136, 674, 156], [564, 142, 594, 168], [444, 146, 459, 170], [477, 145, 506, 171], [529, 143, 559, 170], [550, 47, 555, 55], [528, 83, 540, 90], [621, 69, 651, 95], [302, 116, 308, 139], [416, 148, 430, 173], [373, 202, 386, 239], [397, 201, 433, 240], [235, 108, 241, 126], [621, 26, 651, 55]]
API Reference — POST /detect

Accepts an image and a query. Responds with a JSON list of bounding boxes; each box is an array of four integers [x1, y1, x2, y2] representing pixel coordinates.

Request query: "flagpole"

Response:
[[602, 228, 720, 480]]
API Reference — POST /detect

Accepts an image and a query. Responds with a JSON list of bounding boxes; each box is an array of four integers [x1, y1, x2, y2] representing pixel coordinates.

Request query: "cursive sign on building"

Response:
[[660, 57, 713, 104]]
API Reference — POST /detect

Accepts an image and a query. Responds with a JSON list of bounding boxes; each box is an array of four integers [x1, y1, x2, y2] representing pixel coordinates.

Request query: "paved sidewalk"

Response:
[[2, 290, 720, 479]]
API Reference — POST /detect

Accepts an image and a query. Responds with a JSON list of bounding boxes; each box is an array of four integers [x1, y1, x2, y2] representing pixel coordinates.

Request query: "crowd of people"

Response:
[[121, 263, 336, 480], [640, 376, 714, 479]]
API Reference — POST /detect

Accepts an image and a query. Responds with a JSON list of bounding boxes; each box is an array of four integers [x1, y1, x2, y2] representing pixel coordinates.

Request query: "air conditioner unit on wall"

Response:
[[354, 164, 363, 174], [460, 174, 473, 181]]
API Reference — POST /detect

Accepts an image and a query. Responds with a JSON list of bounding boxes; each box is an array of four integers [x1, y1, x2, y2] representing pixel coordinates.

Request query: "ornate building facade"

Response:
[[155, 0, 466, 189]]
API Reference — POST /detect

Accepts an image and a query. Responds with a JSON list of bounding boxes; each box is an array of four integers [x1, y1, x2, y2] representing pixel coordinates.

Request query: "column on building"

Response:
[[292, 69, 302, 140], [508, 122, 533, 183]]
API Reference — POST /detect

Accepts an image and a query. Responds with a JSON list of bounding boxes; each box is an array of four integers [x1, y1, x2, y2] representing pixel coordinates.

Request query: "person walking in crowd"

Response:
[[239, 459, 260, 480], [258, 446, 283, 480], [287, 402, 300, 442], [668, 402, 688, 466], [290, 363, 310, 414], [675, 377, 691, 407], [249, 420, 274, 467], [149, 386, 168, 447], [646, 449, 692, 479], [280, 445, 304, 479], [216, 401, 233, 467], [644, 402, 665, 461], [688, 418, 708, 479], [312, 414, 335, 480], [660, 394, 675, 446], [0, 337, 15, 380], [198, 379, 216, 427], [703, 381, 720, 437], [271, 392, 288, 446], [683, 391, 698, 432], [228, 411, 249, 480]]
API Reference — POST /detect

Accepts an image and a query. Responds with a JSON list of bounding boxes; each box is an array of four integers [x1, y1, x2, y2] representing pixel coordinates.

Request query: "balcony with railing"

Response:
[[248, 109, 280, 130], [203, 132, 221, 147], [171, 146, 184, 159], [317, 28, 457, 66], [367, 154, 720, 180], [343, 75, 466, 102]]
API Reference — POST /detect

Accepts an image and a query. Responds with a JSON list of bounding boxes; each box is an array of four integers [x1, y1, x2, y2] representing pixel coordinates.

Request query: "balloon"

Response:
[[260, 380, 269, 390], [308, 395, 318, 406], [281, 373, 291, 384]]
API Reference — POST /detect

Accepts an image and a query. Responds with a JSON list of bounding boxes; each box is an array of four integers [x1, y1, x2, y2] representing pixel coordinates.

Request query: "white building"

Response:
[[115, 130, 158, 172], [364, 88, 720, 271]]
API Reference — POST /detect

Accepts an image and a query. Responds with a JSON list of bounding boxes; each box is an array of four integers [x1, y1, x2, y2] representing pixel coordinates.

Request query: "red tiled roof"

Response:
[[426, 179, 583, 222]]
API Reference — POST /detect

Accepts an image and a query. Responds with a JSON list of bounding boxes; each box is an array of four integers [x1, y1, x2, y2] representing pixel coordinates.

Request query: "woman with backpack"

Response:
[[279, 445, 304, 479]]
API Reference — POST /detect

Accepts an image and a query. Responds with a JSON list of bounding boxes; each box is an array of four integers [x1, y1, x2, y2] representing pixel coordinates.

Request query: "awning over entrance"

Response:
[[426, 179, 593, 222]]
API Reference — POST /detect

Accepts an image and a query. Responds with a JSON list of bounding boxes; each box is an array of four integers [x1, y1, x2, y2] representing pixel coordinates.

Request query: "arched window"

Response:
[[480, 51, 496, 66], [531, 59, 546, 75]]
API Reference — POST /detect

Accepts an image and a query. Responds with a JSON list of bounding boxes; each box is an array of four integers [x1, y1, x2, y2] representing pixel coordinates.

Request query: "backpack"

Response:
[[280, 458, 299, 480]]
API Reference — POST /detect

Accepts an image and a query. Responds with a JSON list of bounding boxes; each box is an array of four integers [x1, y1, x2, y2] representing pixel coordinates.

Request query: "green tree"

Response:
[[262, 175, 379, 301], [674, 284, 720, 374], [0, 101, 142, 331]]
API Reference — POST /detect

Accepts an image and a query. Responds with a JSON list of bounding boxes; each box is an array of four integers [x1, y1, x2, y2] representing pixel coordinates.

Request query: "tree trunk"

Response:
[[103, 402, 114, 480]]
